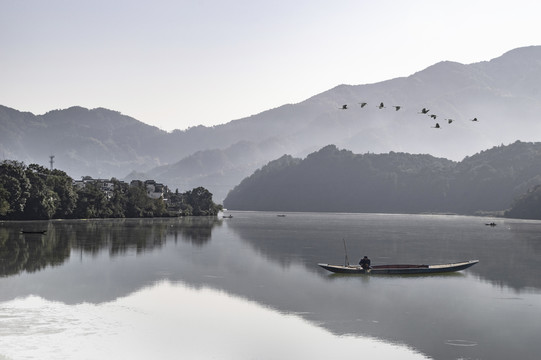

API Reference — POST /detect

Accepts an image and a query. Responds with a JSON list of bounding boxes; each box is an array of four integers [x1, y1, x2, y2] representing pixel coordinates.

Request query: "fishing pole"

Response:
[[342, 238, 350, 266]]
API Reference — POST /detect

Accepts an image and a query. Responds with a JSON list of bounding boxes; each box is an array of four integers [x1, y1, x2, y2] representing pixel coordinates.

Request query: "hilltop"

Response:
[[2, 46, 541, 202]]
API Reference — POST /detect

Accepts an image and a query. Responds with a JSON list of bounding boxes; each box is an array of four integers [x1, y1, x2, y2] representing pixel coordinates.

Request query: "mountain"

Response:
[[2, 46, 541, 202], [223, 141, 541, 215], [0, 106, 169, 176]]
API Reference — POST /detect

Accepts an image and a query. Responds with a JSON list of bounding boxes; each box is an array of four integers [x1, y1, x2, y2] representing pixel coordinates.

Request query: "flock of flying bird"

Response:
[[339, 102, 478, 129]]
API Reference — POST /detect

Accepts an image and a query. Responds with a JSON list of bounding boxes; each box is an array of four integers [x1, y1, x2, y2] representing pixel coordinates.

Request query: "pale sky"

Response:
[[1, 0, 540, 132]]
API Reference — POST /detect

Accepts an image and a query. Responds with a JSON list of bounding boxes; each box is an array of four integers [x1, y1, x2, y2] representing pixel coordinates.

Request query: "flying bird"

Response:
[[359, 102, 367, 108], [378, 102, 385, 109], [433, 123, 441, 129], [419, 108, 430, 114], [430, 114, 437, 119], [341, 104, 348, 110], [393, 106, 401, 111], [447, 119, 453, 124], [471, 117, 478, 122]]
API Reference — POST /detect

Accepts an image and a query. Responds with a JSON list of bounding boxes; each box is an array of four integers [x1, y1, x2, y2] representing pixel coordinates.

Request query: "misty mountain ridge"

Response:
[[224, 141, 541, 215], [2, 45, 541, 202]]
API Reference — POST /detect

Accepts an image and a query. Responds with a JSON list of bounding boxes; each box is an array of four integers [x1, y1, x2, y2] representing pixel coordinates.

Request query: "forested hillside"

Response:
[[505, 185, 541, 219], [224, 141, 541, 216]]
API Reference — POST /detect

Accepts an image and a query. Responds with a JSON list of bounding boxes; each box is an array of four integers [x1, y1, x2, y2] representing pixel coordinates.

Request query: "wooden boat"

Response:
[[20, 230, 47, 235], [318, 260, 479, 275]]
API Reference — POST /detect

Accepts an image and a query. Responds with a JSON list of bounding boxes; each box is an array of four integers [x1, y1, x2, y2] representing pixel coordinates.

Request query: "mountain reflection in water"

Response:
[[1, 213, 541, 360], [0, 281, 428, 360]]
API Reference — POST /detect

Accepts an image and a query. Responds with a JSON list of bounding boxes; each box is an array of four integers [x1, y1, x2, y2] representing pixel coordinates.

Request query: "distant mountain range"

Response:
[[2, 45, 541, 203], [224, 141, 541, 215]]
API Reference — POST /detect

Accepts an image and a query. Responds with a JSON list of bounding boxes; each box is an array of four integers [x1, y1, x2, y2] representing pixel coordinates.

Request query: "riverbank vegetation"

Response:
[[0, 160, 222, 220]]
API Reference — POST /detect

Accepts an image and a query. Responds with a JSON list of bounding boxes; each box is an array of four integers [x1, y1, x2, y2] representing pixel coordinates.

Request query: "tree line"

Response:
[[0, 160, 222, 220]]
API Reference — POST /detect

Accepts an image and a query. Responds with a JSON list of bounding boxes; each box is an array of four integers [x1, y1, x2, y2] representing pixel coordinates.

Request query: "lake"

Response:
[[1, 212, 541, 360]]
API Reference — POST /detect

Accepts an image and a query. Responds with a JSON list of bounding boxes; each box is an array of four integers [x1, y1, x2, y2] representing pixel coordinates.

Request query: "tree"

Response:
[[182, 187, 222, 216], [125, 183, 149, 217], [152, 197, 168, 217], [0, 184, 9, 216], [0, 160, 31, 219], [23, 164, 59, 220], [107, 179, 128, 218], [72, 182, 111, 218], [48, 169, 78, 218]]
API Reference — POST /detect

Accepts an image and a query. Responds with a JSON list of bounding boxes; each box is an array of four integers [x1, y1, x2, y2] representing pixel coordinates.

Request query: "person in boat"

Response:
[[359, 256, 371, 270]]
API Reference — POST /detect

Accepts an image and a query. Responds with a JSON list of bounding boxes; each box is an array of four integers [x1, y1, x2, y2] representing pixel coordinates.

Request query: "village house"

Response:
[[74, 177, 168, 200], [143, 179, 167, 200], [73, 176, 121, 199]]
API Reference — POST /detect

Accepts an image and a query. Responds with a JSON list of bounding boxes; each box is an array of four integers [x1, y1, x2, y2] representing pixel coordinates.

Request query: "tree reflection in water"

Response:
[[0, 217, 221, 277], [0, 225, 70, 277]]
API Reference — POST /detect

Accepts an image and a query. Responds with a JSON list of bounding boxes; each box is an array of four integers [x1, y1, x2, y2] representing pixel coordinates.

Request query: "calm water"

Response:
[[1, 212, 541, 360]]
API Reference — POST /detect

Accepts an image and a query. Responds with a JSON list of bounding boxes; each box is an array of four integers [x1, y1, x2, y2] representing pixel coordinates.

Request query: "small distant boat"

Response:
[[222, 215, 233, 219], [485, 222, 497, 227], [277, 214, 286, 217], [318, 260, 479, 275], [20, 230, 47, 235]]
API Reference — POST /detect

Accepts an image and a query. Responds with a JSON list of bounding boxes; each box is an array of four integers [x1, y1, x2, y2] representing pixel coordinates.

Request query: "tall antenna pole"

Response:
[[49, 155, 55, 170]]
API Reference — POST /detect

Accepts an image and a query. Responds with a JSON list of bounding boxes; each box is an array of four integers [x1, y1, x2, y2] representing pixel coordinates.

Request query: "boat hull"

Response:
[[318, 260, 479, 275]]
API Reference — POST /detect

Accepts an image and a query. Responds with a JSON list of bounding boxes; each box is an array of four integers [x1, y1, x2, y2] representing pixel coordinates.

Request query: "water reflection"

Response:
[[0, 281, 429, 360], [0, 217, 221, 277], [224, 212, 541, 292], [3, 214, 541, 293], [2, 213, 541, 360], [4, 214, 541, 294], [0, 226, 70, 277]]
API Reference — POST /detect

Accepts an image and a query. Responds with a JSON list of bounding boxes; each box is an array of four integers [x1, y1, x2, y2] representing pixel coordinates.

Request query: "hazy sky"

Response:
[[2, 0, 540, 132]]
